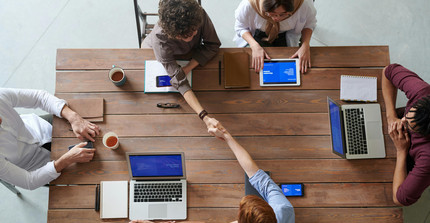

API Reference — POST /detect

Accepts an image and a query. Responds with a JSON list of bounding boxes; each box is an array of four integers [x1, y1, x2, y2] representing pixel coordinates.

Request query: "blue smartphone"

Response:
[[279, 183, 304, 197], [68, 141, 94, 150], [156, 75, 172, 87]]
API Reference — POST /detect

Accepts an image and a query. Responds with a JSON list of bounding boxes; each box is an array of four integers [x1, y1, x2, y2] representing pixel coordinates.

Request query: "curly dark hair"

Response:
[[410, 96, 430, 136], [158, 0, 203, 39]]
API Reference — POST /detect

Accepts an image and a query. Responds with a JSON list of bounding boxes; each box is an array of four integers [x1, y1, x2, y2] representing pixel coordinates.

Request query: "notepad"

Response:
[[100, 181, 128, 219], [67, 98, 104, 122], [340, 75, 377, 102], [224, 52, 250, 88], [144, 60, 192, 93]]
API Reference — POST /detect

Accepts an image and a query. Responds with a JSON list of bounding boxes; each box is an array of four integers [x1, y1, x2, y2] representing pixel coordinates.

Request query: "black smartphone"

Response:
[[68, 141, 94, 150], [279, 183, 304, 197], [156, 75, 172, 87]]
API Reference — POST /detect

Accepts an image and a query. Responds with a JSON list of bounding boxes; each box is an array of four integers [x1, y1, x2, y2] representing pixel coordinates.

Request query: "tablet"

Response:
[[259, 59, 300, 86]]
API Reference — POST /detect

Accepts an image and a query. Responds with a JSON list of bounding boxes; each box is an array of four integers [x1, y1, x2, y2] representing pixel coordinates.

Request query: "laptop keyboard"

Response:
[[134, 182, 183, 203], [344, 108, 368, 155]]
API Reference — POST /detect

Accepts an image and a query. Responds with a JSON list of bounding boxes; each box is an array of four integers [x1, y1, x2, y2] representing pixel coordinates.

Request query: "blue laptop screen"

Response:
[[262, 60, 297, 84], [129, 154, 183, 177], [328, 100, 345, 155]]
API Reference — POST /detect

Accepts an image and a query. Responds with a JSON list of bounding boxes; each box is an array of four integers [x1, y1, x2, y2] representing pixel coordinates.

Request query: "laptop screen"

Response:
[[262, 60, 298, 84], [129, 154, 184, 177], [328, 99, 345, 156]]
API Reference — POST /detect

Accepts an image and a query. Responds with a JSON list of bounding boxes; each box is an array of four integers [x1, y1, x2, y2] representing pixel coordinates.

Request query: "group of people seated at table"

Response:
[[1, 0, 429, 222]]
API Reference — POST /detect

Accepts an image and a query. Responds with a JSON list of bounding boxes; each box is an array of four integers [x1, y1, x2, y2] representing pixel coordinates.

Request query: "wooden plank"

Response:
[[49, 185, 96, 209], [48, 183, 396, 208], [55, 90, 386, 114], [51, 135, 396, 161], [48, 207, 402, 223], [50, 159, 394, 184], [56, 46, 389, 70], [55, 68, 383, 92], [52, 113, 330, 137], [294, 208, 402, 223]]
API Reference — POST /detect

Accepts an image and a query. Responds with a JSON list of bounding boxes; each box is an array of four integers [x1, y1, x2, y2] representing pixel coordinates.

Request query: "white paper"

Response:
[[340, 75, 377, 102], [144, 60, 192, 93], [100, 181, 128, 219]]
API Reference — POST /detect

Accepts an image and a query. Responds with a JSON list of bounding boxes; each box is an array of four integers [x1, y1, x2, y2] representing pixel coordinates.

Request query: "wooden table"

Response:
[[49, 46, 402, 223]]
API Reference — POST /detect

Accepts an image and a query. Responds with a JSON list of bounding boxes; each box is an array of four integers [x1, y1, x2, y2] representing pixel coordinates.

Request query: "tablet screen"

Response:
[[262, 60, 298, 84]]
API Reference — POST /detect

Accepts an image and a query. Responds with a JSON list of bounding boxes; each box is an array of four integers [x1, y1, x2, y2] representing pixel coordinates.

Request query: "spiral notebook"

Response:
[[340, 75, 377, 102]]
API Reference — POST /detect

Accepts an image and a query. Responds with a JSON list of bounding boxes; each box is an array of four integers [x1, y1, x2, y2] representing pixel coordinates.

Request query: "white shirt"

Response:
[[0, 88, 66, 190], [234, 0, 317, 47]]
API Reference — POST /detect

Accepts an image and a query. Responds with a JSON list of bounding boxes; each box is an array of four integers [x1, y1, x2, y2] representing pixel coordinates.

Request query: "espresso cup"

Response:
[[102, 132, 119, 149], [108, 65, 126, 86]]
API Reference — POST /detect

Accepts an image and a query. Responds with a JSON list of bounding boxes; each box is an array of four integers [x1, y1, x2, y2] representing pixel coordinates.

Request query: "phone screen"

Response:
[[156, 75, 172, 87], [280, 183, 304, 197]]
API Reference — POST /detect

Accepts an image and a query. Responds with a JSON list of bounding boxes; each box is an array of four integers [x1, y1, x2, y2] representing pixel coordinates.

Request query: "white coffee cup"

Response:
[[102, 132, 119, 149]]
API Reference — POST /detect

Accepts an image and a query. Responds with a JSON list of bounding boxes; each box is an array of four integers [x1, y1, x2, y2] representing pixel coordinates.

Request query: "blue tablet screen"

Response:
[[281, 184, 303, 196], [129, 154, 183, 177], [262, 60, 297, 84]]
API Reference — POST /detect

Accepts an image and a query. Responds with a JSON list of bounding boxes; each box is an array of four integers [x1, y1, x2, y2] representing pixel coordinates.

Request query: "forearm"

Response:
[[382, 67, 398, 120], [53, 155, 71, 173], [182, 59, 199, 75], [242, 31, 260, 48], [183, 90, 205, 114], [300, 28, 313, 45], [225, 134, 259, 178], [392, 150, 408, 205], [60, 105, 80, 124]]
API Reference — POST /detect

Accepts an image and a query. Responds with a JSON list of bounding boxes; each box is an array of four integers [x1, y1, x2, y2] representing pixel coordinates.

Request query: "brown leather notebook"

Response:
[[224, 52, 250, 88], [67, 98, 104, 122]]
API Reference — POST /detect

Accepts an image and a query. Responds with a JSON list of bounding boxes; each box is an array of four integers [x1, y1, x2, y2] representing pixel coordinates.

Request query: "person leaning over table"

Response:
[[0, 88, 100, 190], [208, 124, 294, 223], [234, 0, 317, 73], [142, 0, 222, 133], [382, 64, 430, 206]]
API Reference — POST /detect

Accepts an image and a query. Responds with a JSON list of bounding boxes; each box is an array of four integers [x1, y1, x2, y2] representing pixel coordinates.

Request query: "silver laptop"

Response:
[[126, 152, 187, 220], [327, 97, 385, 159]]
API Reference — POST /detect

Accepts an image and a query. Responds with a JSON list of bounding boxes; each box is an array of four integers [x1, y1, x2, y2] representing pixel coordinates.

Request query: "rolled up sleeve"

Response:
[[384, 64, 430, 101]]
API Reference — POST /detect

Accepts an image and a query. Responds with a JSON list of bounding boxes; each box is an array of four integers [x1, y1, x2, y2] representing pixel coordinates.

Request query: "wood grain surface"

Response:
[[50, 46, 398, 223]]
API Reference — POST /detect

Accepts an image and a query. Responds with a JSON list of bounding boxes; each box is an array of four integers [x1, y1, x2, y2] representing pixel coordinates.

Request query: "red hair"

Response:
[[238, 195, 277, 223]]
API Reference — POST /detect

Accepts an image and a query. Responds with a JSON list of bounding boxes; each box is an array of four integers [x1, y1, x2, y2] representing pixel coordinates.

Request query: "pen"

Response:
[[218, 60, 221, 85], [95, 184, 100, 211]]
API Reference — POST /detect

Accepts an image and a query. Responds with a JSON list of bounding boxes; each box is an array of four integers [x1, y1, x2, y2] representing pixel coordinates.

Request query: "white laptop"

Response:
[[259, 59, 300, 86], [126, 152, 187, 220], [327, 97, 385, 159]]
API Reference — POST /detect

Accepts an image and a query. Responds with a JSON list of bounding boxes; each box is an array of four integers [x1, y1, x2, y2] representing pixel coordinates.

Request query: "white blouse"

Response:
[[234, 0, 317, 47], [0, 88, 66, 190]]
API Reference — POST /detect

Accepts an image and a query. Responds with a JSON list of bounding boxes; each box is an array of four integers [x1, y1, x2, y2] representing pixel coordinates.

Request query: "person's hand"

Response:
[[203, 116, 225, 139], [291, 42, 311, 73], [388, 120, 410, 152], [64, 142, 96, 164], [69, 114, 100, 142], [250, 44, 271, 72]]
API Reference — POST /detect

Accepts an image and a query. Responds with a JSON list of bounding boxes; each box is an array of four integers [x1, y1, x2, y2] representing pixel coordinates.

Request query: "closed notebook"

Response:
[[340, 75, 377, 102], [224, 52, 250, 88], [67, 98, 104, 122], [100, 181, 128, 219]]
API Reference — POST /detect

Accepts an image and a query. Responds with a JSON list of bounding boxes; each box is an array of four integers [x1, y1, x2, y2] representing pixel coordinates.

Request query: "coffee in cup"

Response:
[[108, 65, 126, 86], [102, 132, 119, 149]]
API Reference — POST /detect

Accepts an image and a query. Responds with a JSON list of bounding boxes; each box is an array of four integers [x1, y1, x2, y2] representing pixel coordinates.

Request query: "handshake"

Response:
[[202, 116, 231, 141]]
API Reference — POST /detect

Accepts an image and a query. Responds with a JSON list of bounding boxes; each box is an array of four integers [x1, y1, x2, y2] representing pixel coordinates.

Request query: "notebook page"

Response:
[[100, 181, 128, 219], [340, 75, 377, 102]]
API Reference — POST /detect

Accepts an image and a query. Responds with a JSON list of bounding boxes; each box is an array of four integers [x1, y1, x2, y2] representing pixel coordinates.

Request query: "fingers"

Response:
[[265, 51, 271, 60]]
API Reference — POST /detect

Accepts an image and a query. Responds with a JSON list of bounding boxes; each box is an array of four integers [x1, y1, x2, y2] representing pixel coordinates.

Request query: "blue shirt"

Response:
[[249, 169, 295, 223]]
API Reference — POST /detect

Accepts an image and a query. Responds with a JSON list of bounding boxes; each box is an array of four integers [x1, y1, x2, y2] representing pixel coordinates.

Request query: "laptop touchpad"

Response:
[[149, 204, 167, 219], [366, 122, 382, 140]]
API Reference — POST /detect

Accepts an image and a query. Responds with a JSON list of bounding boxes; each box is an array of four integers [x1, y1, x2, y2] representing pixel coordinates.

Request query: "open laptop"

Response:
[[126, 152, 187, 220], [259, 59, 300, 86], [327, 97, 385, 159]]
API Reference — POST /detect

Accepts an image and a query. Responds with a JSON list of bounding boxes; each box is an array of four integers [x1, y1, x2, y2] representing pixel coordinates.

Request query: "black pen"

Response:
[[95, 184, 100, 211], [218, 60, 221, 85]]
